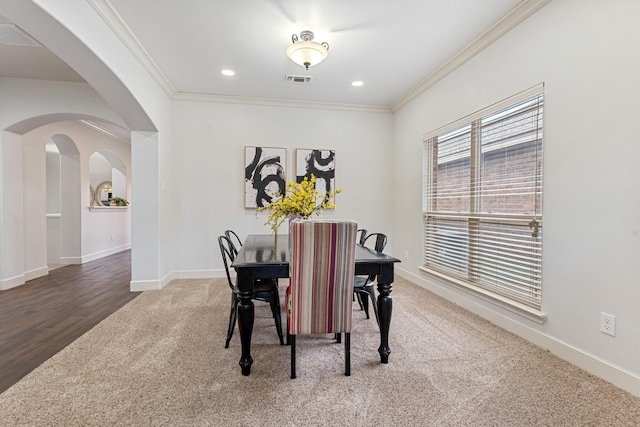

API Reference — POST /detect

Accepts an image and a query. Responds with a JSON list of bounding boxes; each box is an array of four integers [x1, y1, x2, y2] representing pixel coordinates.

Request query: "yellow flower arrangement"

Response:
[[258, 175, 342, 233]]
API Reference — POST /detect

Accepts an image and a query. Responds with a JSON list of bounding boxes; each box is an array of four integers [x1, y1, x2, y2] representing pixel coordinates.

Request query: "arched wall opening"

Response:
[[90, 150, 128, 206], [1, 1, 168, 291], [0, 83, 155, 291], [10, 115, 133, 289]]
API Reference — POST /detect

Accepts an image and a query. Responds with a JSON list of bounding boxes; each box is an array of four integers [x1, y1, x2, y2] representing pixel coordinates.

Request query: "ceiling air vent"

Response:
[[285, 75, 313, 84], [0, 24, 41, 47]]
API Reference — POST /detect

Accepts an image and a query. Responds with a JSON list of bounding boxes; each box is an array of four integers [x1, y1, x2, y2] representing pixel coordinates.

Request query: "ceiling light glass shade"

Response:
[[286, 31, 329, 70]]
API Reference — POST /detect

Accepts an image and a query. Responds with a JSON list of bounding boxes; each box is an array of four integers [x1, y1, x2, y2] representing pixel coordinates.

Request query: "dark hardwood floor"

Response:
[[0, 250, 138, 394]]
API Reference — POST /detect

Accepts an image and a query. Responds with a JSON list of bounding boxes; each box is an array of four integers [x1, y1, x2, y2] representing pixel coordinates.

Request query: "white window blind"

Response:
[[423, 89, 543, 309]]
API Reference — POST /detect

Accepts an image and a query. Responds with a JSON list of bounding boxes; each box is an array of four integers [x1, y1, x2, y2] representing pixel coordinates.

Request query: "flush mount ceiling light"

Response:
[[286, 30, 329, 70]]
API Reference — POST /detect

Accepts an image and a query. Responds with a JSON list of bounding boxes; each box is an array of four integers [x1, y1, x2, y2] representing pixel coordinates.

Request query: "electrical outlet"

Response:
[[111, 234, 115, 242], [404, 249, 409, 260], [600, 312, 616, 336]]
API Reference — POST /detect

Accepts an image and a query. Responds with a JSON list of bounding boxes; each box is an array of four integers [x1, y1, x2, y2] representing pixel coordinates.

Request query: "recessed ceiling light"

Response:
[[221, 69, 235, 76], [352, 81, 364, 87]]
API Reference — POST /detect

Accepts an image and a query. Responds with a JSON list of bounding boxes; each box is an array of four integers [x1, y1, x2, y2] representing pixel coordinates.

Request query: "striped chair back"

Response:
[[288, 220, 358, 335]]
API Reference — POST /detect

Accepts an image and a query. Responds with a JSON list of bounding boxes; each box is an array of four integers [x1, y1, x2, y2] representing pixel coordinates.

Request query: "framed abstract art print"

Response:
[[244, 146, 286, 208], [295, 148, 335, 199]]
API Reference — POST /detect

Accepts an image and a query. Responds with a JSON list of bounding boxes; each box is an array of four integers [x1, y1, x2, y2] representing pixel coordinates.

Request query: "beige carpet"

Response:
[[1, 277, 638, 426]]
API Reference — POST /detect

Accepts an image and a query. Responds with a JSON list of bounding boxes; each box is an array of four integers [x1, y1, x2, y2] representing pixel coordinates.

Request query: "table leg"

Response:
[[376, 270, 393, 363], [236, 270, 254, 375]]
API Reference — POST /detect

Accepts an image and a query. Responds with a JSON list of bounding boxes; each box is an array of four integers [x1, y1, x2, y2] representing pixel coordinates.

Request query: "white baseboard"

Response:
[[0, 273, 26, 290], [59, 256, 82, 264], [81, 244, 131, 263], [24, 266, 49, 281], [396, 267, 640, 398], [130, 278, 163, 291], [129, 270, 228, 292]]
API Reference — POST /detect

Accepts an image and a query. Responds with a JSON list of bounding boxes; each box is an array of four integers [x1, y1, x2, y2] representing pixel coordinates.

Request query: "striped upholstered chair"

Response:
[[287, 220, 358, 379]]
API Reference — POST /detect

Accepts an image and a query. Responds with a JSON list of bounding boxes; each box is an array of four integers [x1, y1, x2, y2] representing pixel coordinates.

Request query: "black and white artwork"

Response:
[[245, 146, 286, 208], [296, 149, 335, 199]]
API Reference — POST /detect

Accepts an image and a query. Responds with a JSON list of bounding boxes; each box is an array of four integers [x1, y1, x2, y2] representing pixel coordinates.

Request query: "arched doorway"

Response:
[[0, 2, 163, 291], [16, 118, 132, 286]]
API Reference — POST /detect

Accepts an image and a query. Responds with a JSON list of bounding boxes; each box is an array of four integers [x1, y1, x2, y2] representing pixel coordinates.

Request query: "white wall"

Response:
[[0, 131, 24, 289], [172, 101, 393, 275], [45, 146, 61, 264], [45, 145, 61, 213], [392, 0, 640, 394], [0, 78, 128, 132]]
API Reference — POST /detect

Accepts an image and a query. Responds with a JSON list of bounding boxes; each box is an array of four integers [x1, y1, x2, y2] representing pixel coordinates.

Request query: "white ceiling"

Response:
[[0, 15, 84, 82], [1, 0, 537, 112]]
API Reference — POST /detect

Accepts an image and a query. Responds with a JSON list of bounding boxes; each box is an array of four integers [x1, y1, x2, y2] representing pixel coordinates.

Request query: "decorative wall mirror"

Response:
[[92, 180, 113, 206]]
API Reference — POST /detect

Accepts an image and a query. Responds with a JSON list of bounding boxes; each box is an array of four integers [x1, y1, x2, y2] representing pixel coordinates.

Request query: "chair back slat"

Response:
[[289, 220, 357, 335], [218, 235, 236, 290], [357, 229, 368, 245], [362, 232, 387, 252], [224, 230, 243, 257]]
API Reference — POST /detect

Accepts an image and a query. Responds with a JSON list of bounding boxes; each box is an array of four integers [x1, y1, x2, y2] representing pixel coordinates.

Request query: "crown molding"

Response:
[[88, 0, 388, 113], [173, 92, 392, 114], [87, 0, 176, 98], [89, 0, 548, 114], [390, 0, 551, 112]]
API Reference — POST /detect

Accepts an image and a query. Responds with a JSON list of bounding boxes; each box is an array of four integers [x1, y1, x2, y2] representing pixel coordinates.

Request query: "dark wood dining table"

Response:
[[231, 233, 401, 376]]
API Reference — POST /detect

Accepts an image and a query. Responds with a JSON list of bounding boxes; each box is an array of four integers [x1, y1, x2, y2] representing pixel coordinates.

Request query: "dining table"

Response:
[[231, 233, 401, 376]]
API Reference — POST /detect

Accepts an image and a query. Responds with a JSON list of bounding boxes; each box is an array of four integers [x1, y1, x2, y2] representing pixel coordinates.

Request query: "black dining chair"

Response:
[[353, 229, 368, 309], [353, 232, 388, 325], [357, 229, 368, 246], [225, 229, 243, 256], [218, 235, 284, 348]]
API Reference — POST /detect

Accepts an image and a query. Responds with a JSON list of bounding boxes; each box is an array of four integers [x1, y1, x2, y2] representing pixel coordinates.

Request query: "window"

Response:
[[422, 86, 543, 311]]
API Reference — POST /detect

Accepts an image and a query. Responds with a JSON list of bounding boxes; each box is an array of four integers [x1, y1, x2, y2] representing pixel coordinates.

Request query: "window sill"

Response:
[[88, 206, 128, 211], [419, 266, 547, 324]]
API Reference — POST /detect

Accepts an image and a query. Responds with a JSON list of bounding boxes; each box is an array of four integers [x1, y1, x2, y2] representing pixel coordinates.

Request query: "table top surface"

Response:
[[232, 234, 400, 268]]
